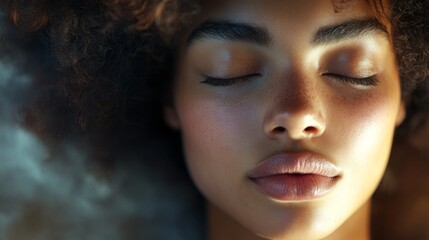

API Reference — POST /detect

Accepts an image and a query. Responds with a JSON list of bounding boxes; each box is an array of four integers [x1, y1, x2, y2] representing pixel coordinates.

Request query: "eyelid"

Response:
[[201, 73, 261, 86], [323, 73, 379, 87]]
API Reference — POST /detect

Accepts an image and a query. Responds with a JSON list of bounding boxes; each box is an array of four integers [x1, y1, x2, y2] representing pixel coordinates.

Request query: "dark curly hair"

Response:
[[0, 0, 199, 161]]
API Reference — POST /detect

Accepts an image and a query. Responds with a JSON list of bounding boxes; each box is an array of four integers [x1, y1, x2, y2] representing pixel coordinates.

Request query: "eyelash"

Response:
[[324, 73, 379, 87], [201, 74, 260, 86], [200, 73, 379, 87]]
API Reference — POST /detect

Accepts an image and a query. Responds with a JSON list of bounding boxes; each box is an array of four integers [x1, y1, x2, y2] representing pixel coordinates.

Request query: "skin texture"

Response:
[[166, 0, 406, 239]]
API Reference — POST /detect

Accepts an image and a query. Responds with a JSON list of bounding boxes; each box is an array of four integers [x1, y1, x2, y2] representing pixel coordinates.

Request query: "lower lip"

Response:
[[249, 174, 337, 201]]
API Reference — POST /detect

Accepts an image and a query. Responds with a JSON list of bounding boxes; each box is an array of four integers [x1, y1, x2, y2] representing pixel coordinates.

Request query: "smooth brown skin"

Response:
[[166, 0, 405, 239]]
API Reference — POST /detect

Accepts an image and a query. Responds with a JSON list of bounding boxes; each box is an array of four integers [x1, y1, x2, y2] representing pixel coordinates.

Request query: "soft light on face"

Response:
[[166, 0, 405, 239]]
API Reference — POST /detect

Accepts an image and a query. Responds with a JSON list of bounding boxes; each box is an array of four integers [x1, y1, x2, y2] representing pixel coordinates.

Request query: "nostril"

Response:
[[304, 126, 318, 134], [273, 126, 286, 134]]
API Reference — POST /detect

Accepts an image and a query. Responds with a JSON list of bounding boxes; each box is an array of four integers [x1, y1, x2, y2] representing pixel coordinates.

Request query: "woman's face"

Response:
[[166, 0, 405, 239]]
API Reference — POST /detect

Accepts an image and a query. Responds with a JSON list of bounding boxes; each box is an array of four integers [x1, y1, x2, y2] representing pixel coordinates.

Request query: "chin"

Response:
[[242, 198, 371, 240], [262, 222, 339, 240]]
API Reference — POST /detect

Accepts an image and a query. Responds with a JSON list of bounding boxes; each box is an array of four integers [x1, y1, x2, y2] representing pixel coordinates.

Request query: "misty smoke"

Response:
[[0, 16, 203, 240]]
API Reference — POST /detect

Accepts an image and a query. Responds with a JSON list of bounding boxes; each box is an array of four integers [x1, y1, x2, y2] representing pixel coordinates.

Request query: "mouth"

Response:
[[247, 152, 341, 201]]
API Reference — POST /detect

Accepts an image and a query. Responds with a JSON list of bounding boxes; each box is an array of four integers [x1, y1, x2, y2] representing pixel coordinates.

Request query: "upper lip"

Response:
[[247, 152, 341, 179]]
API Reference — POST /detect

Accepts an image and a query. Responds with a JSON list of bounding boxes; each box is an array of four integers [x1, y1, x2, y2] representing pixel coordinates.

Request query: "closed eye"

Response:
[[323, 73, 379, 87], [201, 73, 261, 86]]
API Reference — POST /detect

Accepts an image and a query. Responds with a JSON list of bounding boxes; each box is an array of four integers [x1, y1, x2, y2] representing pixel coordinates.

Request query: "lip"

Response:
[[247, 152, 341, 201]]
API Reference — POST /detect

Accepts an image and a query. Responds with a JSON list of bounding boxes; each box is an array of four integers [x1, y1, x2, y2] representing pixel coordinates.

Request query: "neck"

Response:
[[207, 201, 371, 240]]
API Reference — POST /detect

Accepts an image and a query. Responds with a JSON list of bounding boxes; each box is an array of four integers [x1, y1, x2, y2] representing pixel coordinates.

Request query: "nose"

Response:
[[263, 78, 326, 141], [264, 112, 326, 140]]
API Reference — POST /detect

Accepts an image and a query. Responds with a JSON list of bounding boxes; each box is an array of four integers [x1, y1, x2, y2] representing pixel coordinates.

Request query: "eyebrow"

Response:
[[187, 20, 272, 46], [187, 18, 389, 47], [312, 18, 389, 45]]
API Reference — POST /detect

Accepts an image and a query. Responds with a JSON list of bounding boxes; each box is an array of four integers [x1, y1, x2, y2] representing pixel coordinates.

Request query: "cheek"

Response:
[[328, 87, 401, 205], [351, 89, 399, 157], [174, 95, 254, 194], [335, 93, 397, 157], [178, 100, 245, 153]]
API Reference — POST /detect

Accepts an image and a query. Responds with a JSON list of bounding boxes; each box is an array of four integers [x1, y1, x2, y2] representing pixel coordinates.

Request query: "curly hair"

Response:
[[1, 0, 428, 147], [1, 0, 187, 150]]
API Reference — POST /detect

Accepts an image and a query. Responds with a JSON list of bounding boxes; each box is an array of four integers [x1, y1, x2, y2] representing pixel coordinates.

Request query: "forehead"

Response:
[[199, 0, 381, 12], [182, 0, 390, 49], [199, 0, 379, 24]]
